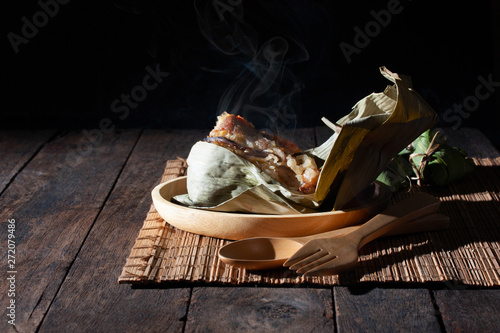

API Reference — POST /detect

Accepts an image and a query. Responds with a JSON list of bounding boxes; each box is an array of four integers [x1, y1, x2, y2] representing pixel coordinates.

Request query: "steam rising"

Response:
[[194, 0, 309, 134]]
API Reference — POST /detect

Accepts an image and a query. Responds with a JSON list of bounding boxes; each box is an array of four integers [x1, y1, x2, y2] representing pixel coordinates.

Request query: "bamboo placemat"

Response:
[[119, 156, 500, 286]]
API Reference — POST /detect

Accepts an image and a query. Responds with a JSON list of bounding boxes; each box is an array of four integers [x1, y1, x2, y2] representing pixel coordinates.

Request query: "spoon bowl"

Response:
[[219, 238, 304, 270]]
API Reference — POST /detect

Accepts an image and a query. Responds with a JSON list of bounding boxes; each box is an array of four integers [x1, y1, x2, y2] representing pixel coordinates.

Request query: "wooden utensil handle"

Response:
[[298, 212, 447, 244], [348, 192, 441, 248], [384, 213, 449, 236]]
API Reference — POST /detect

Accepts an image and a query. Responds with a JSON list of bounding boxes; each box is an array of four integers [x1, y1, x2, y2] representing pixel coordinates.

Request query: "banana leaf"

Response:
[[316, 67, 438, 209], [174, 141, 317, 213], [375, 154, 412, 192], [410, 129, 475, 186], [175, 66, 438, 213], [377, 128, 476, 189]]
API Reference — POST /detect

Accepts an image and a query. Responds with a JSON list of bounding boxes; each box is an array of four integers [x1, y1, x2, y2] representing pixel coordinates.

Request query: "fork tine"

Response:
[[283, 245, 321, 267], [287, 250, 330, 271]]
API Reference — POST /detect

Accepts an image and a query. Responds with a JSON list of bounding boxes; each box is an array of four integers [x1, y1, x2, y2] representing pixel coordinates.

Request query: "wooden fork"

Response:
[[283, 192, 441, 276]]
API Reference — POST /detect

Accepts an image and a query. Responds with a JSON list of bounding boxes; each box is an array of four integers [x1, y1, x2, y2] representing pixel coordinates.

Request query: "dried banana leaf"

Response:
[[174, 184, 307, 214], [314, 66, 438, 209]]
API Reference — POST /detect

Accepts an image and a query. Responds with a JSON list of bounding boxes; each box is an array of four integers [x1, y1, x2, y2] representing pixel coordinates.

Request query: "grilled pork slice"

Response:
[[205, 112, 320, 194]]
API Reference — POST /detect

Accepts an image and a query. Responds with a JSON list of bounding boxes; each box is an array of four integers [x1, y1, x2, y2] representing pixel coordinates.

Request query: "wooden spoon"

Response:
[[218, 213, 449, 270]]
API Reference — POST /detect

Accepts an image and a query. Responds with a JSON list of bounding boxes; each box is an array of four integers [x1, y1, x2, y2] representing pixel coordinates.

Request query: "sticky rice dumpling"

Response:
[[174, 67, 439, 214], [205, 112, 320, 194]]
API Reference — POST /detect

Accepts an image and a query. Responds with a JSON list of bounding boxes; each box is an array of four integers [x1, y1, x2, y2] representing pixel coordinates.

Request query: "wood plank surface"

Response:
[[442, 127, 500, 159], [0, 129, 141, 332], [317, 123, 438, 331], [180, 128, 336, 332], [433, 289, 500, 332], [1, 126, 498, 332], [432, 129, 500, 332], [283, 127, 317, 150], [185, 287, 334, 332], [327, 127, 499, 332], [0, 130, 57, 194], [38, 129, 206, 332], [335, 286, 442, 332]]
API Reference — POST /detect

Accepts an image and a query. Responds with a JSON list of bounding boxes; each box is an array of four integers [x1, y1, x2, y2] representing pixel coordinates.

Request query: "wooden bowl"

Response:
[[152, 177, 391, 240]]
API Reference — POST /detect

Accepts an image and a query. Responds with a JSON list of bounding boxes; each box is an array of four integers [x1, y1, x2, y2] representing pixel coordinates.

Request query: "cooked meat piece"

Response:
[[206, 112, 320, 194]]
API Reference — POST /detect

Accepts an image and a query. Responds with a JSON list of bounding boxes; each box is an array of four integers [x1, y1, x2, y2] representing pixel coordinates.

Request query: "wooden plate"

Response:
[[152, 176, 391, 240]]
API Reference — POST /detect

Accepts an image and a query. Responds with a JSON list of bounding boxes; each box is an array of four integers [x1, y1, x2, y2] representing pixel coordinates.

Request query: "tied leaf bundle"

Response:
[[175, 67, 438, 214], [312, 67, 438, 209], [377, 128, 476, 190]]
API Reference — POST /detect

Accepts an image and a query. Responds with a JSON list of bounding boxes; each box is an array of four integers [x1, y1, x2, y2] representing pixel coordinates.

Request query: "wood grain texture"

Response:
[[335, 286, 441, 332], [1, 126, 498, 333], [315, 125, 336, 146], [290, 127, 316, 150], [0, 130, 57, 193], [38, 130, 205, 332], [433, 289, 500, 333], [0, 129, 140, 332], [443, 127, 500, 159], [285, 193, 441, 276], [185, 287, 334, 332], [152, 176, 390, 240], [493, 0, 500, 129]]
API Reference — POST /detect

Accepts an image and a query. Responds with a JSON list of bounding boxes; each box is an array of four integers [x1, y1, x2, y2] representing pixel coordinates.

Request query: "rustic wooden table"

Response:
[[1, 127, 499, 332]]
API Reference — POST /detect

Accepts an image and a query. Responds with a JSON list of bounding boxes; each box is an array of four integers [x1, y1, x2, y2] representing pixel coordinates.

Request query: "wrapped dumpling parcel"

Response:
[[174, 67, 438, 213]]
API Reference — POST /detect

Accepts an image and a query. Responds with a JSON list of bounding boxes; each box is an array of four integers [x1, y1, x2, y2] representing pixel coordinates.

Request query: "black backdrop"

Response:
[[2, 0, 499, 146]]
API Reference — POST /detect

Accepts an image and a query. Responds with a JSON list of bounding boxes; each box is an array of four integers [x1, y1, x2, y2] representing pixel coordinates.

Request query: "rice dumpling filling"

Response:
[[205, 112, 320, 194]]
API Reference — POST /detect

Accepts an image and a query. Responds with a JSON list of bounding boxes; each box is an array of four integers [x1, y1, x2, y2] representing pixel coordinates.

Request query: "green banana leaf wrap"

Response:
[[173, 142, 317, 214], [377, 128, 476, 189], [375, 152, 413, 192], [174, 66, 438, 214]]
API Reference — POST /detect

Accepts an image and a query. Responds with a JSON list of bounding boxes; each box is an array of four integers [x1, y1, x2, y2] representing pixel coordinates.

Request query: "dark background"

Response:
[[2, 0, 499, 147]]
